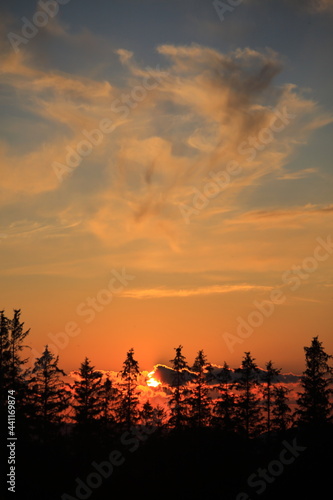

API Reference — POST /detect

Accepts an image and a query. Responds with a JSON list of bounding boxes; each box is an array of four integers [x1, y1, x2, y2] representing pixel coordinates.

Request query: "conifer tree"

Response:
[[140, 401, 167, 428], [119, 348, 140, 429], [213, 362, 237, 431], [234, 352, 263, 438], [0, 311, 11, 439], [296, 336, 333, 426], [152, 404, 167, 428], [0, 311, 10, 406], [168, 345, 189, 429], [99, 375, 120, 426], [188, 350, 211, 428], [0, 310, 31, 428], [272, 386, 293, 432], [262, 360, 281, 435], [72, 357, 103, 426], [30, 346, 70, 435], [140, 400, 155, 427], [8, 309, 30, 389]]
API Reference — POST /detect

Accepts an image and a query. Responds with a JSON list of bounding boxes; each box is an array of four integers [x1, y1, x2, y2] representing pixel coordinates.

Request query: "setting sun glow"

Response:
[[147, 371, 161, 388]]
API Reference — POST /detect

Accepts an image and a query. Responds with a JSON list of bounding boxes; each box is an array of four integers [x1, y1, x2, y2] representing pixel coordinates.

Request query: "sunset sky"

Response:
[[0, 0, 332, 375]]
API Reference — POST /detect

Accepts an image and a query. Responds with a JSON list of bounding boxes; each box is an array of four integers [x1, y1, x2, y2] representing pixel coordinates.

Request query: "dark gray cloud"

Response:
[[154, 364, 301, 386]]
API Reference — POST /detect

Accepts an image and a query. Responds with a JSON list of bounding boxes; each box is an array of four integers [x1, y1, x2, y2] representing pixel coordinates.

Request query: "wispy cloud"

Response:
[[0, 25, 332, 288], [121, 284, 271, 299], [227, 203, 333, 228], [277, 168, 318, 180]]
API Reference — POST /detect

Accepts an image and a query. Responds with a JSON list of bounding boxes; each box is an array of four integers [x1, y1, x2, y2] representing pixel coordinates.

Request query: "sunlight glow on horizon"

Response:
[[146, 371, 161, 388]]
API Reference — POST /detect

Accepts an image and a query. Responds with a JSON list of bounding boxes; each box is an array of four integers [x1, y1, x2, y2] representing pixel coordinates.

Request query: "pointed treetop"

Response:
[[170, 345, 188, 371]]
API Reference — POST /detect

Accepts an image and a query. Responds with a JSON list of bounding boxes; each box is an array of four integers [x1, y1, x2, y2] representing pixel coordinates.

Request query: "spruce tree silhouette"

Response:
[[272, 385, 292, 432], [119, 348, 140, 429], [296, 336, 333, 426], [72, 357, 103, 430], [235, 352, 263, 438], [152, 404, 167, 428], [0, 310, 30, 435], [213, 361, 238, 432], [30, 345, 71, 439], [168, 345, 189, 429], [139, 400, 167, 428], [99, 375, 121, 427], [188, 350, 211, 428], [8, 310, 30, 387], [0, 310, 11, 413], [140, 400, 154, 426], [262, 360, 281, 436]]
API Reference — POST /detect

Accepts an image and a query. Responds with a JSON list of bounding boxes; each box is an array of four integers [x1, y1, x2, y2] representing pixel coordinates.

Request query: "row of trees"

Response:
[[0, 310, 332, 441], [167, 344, 332, 437]]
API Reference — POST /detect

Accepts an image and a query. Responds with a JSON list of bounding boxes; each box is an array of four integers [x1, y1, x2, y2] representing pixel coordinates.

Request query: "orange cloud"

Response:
[[121, 284, 272, 299]]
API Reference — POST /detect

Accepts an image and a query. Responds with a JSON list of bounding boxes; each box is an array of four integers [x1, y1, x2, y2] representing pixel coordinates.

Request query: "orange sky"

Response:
[[1, 1, 333, 376]]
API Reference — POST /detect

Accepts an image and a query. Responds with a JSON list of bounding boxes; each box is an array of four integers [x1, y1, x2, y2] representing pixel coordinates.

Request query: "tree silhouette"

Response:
[[99, 375, 120, 426], [30, 345, 70, 437], [235, 352, 263, 438], [8, 310, 30, 387], [0, 311, 12, 443], [0, 310, 30, 432], [72, 357, 103, 427], [272, 385, 292, 432], [213, 362, 238, 432], [296, 336, 333, 426], [0, 311, 11, 408], [140, 400, 167, 429], [262, 360, 281, 436], [140, 400, 155, 426], [119, 348, 140, 429], [188, 350, 211, 428], [152, 404, 167, 428], [168, 345, 189, 429], [2, 306, 333, 470]]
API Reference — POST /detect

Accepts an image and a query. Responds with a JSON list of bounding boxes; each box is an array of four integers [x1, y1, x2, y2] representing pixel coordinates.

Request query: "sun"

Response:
[[147, 370, 161, 387]]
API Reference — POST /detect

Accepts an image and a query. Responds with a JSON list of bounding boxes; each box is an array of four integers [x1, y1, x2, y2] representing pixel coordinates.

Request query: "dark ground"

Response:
[[4, 422, 332, 500]]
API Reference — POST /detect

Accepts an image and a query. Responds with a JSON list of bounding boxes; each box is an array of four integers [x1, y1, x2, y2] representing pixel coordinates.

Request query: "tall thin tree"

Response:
[[234, 352, 263, 438], [262, 360, 281, 436], [188, 350, 211, 428], [72, 357, 103, 427], [7, 309, 30, 391], [168, 345, 189, 429], [30, 346, 70, 437], [296, 336, 333, 426], [119, 348, 140, 429], [213, 362, 237, 431], [0, 311, 10, 406], [272, 386, 293, 432], [99, 375, 120, 426]]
